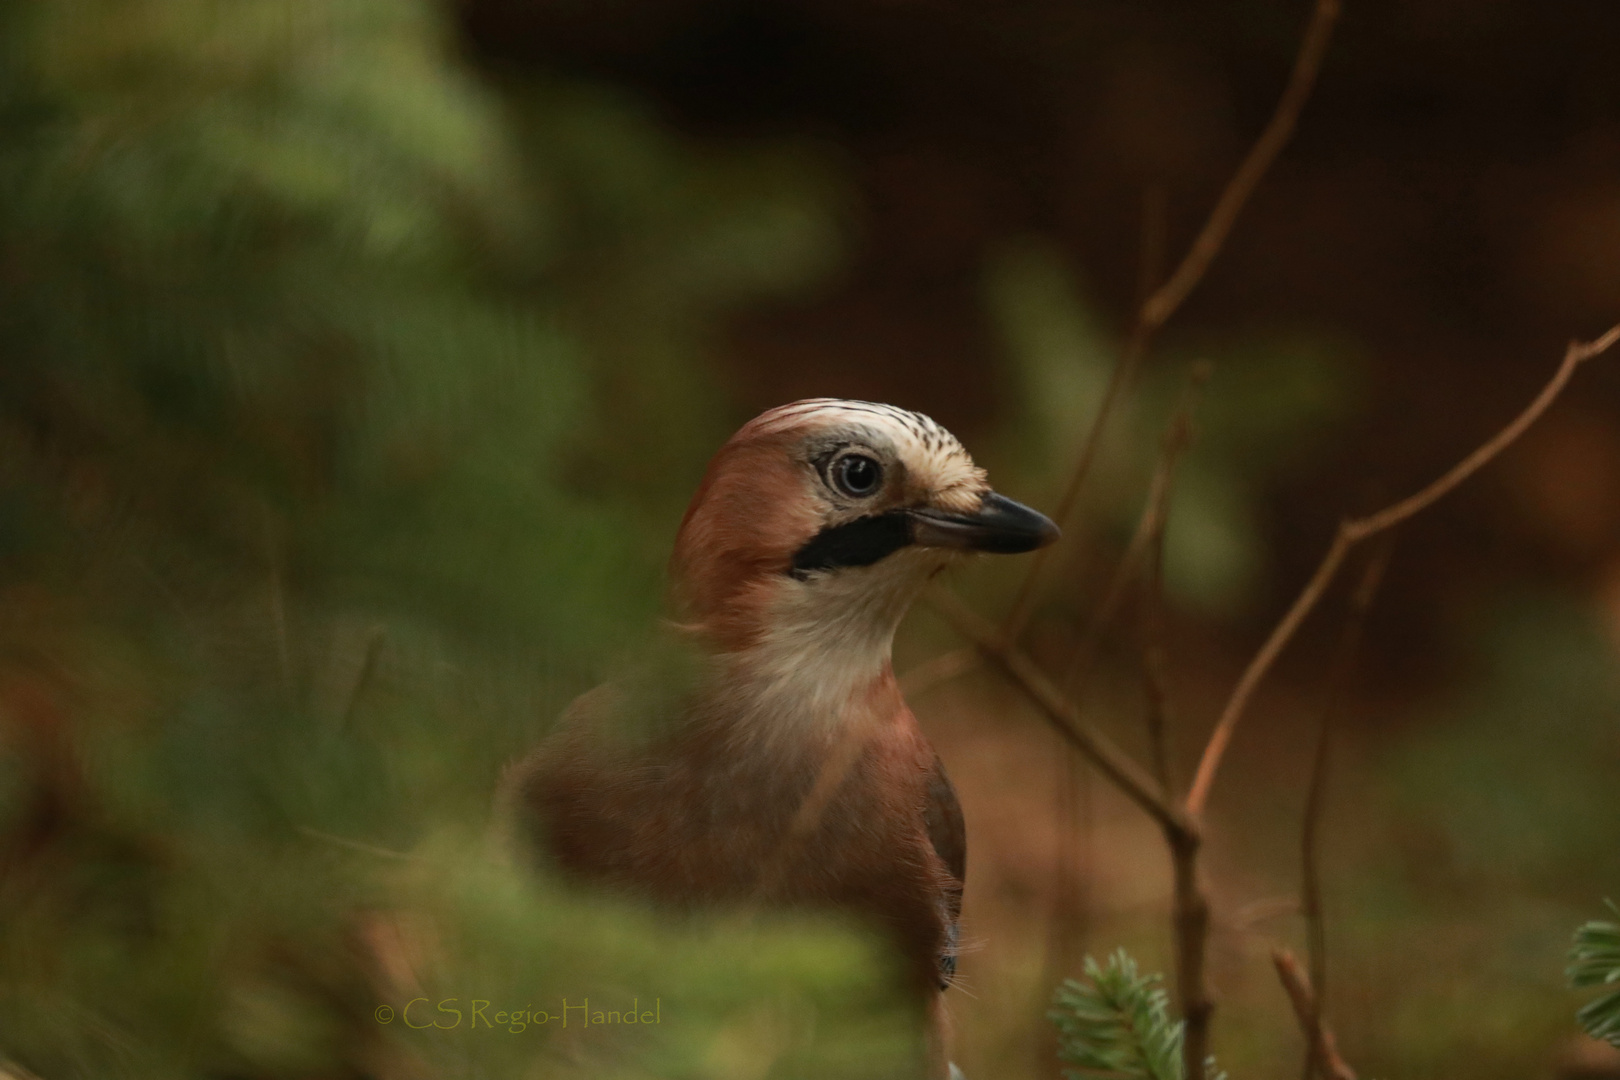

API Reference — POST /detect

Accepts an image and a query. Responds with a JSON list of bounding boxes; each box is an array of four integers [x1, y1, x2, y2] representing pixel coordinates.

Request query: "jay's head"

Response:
[[670, 399, 1058, 658]]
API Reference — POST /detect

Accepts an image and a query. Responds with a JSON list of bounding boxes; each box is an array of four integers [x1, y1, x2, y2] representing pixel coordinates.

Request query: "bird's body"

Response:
[[529, 655, 963, 993], [506, 399, 1055, 1067]]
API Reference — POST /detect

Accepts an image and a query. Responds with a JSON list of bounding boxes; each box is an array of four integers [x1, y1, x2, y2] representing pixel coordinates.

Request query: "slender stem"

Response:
[[1171, 825, 1213, 1079], [1353, 328, 1620, 536], [1190, 528, 1351, 816], [1299, 536, 1394, 1079], [1186, 325, 1620, 818], [1003, 323, 1152, 638], [1060, 364, 1209, 700], [1140, 512, 1176, 797], [1140, 0, 1342, 331], [929, 587, 1187, 836], [1137, 185, 1170, 311], [1037, 742, 1093, 1048], [1274, 949, 1359, 1080]]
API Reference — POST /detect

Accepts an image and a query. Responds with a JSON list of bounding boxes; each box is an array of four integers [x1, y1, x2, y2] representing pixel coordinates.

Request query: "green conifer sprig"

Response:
[[1569, 901, 1620, 1048], [1049, 950, 1226, 1080]]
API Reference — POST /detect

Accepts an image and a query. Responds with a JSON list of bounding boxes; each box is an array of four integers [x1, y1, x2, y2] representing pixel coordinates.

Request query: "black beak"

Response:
[[908, 491, 1060, 554]]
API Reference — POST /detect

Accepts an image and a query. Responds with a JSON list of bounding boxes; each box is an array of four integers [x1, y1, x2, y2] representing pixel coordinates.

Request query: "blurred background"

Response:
[[1, 0, 1618, 1077]]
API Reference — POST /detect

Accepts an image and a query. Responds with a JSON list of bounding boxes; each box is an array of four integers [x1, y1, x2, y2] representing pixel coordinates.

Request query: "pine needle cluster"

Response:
[[1569, 902, 1620, 1048], [1049, 951, 1225, 1080]]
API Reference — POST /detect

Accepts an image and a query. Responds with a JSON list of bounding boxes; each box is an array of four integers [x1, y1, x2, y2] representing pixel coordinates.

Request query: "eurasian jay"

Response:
[[507, 399, 1057, 1070]]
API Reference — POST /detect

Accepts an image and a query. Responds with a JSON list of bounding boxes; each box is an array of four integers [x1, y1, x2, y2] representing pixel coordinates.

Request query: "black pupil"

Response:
[[838, 455, 880, 495]]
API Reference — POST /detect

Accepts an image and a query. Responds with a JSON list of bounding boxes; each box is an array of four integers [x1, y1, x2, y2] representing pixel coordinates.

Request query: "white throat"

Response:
[[709, 551, 944, 748]]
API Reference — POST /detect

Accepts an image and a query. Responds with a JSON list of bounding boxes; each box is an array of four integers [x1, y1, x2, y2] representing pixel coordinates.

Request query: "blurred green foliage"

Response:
[[0, 0, 918, 1076], [1305, 592, 1620, 1078], [1388, 595, 1620, 886]]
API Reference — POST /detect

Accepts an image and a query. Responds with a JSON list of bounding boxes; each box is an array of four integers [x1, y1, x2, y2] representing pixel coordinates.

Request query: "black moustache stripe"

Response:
[[789, 512, 914, 578]]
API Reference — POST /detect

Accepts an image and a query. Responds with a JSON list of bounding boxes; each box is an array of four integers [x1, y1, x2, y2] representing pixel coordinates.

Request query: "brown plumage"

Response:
[[504, 399, 1057, 1070]]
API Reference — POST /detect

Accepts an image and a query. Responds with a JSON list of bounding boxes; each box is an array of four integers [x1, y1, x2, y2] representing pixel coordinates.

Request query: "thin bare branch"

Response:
[[1186, 325, 1620, 817], [1141, 0, 1342, 330], [1060, 363, 1210, 700], [1172, 828, 1214, 1079], [1300, 534, 1394, 1071], [1139, 512, 1176, 797], [1274, 949, 1359, 1080], [927, 586, 1187, 836], [1038, 744, 1093, 1006], [1002, 324, 1153, 638], [1137, 366, 1209, 798], [1351, 325, 1620, 537], [1188, 525, 1350, 816], [1137, 185, 1171, 310], [1001, 0, 1343, 641]]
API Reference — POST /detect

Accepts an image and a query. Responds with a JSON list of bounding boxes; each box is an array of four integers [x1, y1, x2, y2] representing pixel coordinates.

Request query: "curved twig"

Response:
[[1274, 948, 1359, 1080], [1186, 324, 1620, 817], [927, 587, 1187, 836]]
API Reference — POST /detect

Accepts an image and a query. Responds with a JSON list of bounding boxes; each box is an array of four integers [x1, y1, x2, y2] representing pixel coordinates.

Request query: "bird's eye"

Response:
[[832, 454, 883, 498]]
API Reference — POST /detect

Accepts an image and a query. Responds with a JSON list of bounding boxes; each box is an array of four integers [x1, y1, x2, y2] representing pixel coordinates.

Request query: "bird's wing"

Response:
[[923, 751, 966, 989], [923, 752, 965, 900]]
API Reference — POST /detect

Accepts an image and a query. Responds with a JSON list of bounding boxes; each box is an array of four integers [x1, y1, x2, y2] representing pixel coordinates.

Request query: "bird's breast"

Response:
[[516, 669, 958, 993]]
